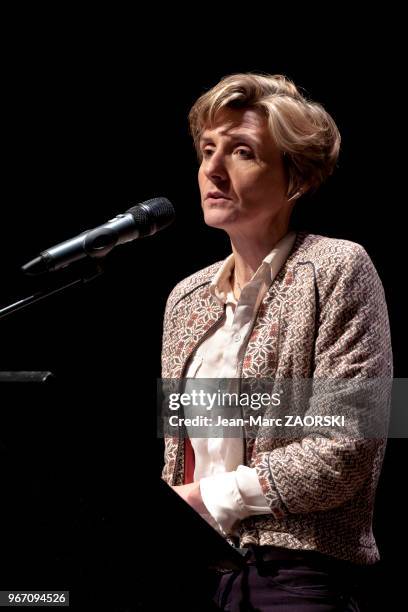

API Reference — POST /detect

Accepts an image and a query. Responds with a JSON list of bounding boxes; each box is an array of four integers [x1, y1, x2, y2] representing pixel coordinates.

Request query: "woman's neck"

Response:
[[229, 224, 289, 286]]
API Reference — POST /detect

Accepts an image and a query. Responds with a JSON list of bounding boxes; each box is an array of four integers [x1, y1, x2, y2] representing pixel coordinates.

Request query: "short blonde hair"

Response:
[[189, 73, 341, 199]]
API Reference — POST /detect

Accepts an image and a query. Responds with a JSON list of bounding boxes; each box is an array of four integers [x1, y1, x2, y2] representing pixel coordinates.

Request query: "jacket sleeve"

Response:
[[254, 244, 393, 518], [160, 290, 185, 486]]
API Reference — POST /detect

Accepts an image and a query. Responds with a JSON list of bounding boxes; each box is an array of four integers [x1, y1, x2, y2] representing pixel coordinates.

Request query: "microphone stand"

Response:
[[0, 260, 104, 382], [0, 261, 104, 321]]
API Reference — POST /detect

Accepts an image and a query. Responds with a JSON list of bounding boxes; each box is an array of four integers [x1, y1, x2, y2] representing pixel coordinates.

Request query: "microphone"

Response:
[[22, 197, 175, 275]]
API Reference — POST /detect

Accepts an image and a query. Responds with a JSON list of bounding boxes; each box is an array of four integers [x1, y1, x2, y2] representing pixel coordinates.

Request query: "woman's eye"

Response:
[[201, 147, 253, 159], [235, 148, 253, 159], [202, 149, 214, 158]]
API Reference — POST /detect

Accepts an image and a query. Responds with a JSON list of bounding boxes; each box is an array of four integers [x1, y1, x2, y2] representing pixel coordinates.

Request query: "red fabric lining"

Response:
[[184, 437, 195, 484]]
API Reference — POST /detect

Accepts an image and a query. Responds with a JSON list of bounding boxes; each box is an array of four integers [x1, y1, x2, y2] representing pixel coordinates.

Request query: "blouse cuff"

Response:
[[199, 466, 271, 535]]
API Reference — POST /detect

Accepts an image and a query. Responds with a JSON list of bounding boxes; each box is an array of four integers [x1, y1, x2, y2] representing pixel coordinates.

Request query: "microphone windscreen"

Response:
[[127, 197, 175, 237]]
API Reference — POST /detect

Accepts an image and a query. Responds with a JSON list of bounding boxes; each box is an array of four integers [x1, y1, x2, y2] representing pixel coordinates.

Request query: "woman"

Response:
[[161, 73, 392, 611]]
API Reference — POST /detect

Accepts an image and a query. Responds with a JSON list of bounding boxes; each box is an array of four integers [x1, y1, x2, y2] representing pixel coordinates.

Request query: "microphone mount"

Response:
[[0, 259, 104, 321]]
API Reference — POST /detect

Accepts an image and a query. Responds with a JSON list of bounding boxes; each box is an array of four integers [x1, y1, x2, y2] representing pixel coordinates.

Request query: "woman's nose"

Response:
[[204, 152, 228, 182]]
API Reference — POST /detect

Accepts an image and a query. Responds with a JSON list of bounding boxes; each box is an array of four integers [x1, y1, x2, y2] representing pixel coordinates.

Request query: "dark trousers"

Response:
[[213, 546, 361, 611]]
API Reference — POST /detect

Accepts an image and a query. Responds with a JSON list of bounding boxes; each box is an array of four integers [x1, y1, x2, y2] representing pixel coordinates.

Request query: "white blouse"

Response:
[[184, 231, 296, 535]]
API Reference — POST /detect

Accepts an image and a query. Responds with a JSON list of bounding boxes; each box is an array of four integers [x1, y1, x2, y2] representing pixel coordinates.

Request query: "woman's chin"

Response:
[[203, 210, 238, 229]]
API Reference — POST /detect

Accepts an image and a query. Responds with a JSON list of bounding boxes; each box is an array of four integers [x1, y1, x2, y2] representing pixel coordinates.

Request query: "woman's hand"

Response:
[[172, 482, 208, 515]]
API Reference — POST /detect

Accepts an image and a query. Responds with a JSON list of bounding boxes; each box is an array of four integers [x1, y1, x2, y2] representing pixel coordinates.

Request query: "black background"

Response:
[[0, 21, 405, 611]]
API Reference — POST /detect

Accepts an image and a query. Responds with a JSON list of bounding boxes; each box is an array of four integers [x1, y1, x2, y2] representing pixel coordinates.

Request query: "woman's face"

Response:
[[198, 107, 290, 234]]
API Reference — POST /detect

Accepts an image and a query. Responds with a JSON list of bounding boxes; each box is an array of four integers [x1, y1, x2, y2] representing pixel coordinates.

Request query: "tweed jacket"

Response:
[[161, 232, 392, 565]]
